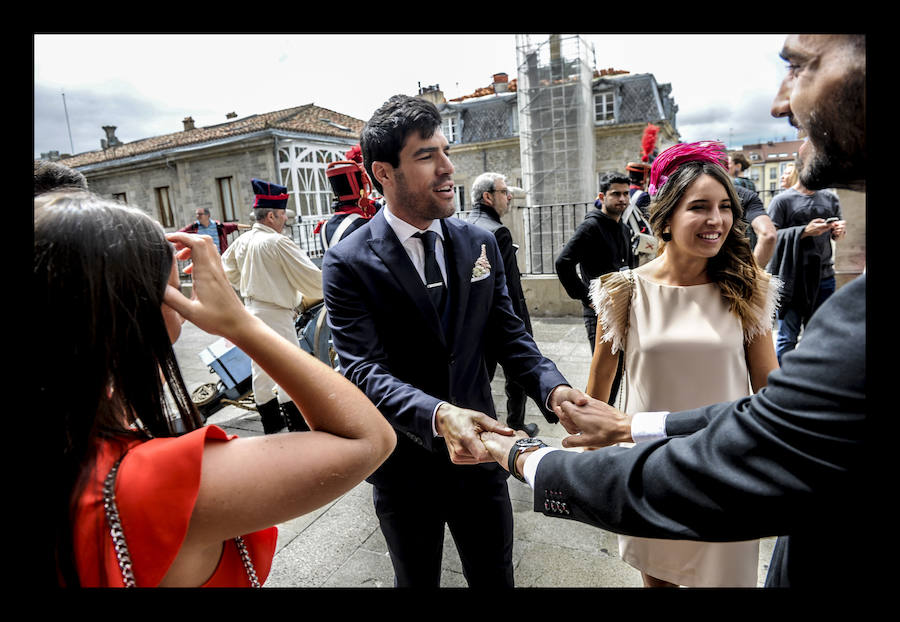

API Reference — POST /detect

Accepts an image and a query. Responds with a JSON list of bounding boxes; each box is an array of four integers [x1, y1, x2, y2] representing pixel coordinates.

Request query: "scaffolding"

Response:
[[516, 34, 596, 206], [516, 34, 596, 272]]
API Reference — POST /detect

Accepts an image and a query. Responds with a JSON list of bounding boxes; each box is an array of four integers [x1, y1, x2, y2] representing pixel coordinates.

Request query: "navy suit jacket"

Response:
[[534, 274, 870, 587], [322, 209, 567, 490]]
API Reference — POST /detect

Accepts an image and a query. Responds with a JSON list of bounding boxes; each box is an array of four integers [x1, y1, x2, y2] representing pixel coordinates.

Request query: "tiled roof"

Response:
[[53, 104, 365, 168], [448, 78, 519, 103]]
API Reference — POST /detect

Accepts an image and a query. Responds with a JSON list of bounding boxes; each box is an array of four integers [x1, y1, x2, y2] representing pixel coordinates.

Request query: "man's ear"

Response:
[[371, 161, 392, 191], [481, 190, 494, 207]]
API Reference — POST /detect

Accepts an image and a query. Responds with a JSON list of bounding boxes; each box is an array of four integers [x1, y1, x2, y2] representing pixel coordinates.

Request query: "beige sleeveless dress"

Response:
[[589, 268, 780, 587]]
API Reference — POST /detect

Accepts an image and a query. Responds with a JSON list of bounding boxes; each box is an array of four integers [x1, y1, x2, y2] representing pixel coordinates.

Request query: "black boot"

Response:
[[281, 400, 310, 432], [257, 398, 286, 435]]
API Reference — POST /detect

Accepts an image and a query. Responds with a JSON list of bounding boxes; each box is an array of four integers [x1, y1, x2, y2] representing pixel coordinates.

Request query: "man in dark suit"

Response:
[[321, 94, 584, 587], [464, 172, 540, 437], [480, 34, 869, 588]]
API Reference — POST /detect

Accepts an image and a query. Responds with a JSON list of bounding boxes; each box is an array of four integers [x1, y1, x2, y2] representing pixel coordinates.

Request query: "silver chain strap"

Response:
[[234, 536, 260, 587], [103, 454, 261, 587], [103, 457, 136, 587]]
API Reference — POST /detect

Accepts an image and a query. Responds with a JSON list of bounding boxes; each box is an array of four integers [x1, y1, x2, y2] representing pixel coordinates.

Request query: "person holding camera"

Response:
[[766, 170, 845, 363]]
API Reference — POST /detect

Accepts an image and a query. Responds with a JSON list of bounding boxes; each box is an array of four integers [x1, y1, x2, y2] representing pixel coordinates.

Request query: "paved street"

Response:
[[173, 314, 775, 588]]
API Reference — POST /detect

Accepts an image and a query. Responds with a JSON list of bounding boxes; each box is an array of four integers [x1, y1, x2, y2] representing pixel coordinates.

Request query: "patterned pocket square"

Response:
[[470, 244, 492, 282]]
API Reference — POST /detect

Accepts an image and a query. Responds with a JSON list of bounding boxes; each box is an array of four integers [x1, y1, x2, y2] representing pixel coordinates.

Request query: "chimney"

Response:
[[226, 112, 237, 119], [101, 125, 122, 150], [492, 72, 509, 93], [417, 83, 445, 106], [183, 116, 196, 131]]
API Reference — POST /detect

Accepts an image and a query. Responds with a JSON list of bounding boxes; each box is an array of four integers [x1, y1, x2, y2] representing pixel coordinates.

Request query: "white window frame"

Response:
[[277, 141, 353, 219], [594, 91, 615, 124], [217, 177, 237, 221], [155, 186, 174, 227], [442, 115, 458, 143], [454, 186, 465, 212]]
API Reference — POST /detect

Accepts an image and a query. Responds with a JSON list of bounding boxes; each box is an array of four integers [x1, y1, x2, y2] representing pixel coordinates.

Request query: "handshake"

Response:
[[434, 386, 635, 470]]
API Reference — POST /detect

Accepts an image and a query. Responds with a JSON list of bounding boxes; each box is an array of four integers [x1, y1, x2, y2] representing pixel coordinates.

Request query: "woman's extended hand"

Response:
[[162, 232, 251, 338]]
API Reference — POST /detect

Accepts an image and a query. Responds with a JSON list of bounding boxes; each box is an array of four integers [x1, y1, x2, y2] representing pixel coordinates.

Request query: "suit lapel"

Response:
[[367, 212, 447, 347], [443, 219, 474, 349]]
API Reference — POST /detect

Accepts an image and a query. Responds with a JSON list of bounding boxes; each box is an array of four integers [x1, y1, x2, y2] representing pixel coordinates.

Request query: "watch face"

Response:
[[515, 438, 544, 449]]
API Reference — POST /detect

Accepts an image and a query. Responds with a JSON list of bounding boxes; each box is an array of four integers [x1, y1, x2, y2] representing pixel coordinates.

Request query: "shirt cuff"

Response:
[[630, 411, 669, 443], [522, 446, 559, 487], [432, 401, 447, 437], [545, 384, 571, 411]]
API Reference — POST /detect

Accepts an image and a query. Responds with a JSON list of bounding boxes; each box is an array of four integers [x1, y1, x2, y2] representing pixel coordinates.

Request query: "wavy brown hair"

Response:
[[648, 161, 763, 330]]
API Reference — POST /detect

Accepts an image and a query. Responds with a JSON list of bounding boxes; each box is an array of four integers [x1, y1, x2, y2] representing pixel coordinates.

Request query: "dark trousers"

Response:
[[373, 469, 514, 587], [487, 360, 529, 429], [504, 379, 527, 429]]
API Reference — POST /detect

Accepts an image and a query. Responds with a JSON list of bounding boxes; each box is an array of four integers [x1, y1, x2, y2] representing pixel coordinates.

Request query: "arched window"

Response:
[[277, 141, 351, 220]]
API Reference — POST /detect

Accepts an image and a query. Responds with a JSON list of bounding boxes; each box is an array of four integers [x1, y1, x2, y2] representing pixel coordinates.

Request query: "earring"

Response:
[[661, 228, 672, 242]]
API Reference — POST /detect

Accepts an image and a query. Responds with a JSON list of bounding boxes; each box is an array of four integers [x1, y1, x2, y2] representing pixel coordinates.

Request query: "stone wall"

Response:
[[81, 139, 277, 231], [833, 189, 866, 289]]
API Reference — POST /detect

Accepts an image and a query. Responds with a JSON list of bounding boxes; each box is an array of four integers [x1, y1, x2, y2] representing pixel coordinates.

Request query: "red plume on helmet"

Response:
[[345, 144, 364, 165], [641, 123, 659, 163], [313, 146, 376, 234]]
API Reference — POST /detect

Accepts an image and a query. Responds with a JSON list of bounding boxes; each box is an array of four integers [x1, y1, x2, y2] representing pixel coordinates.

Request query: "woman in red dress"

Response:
[[38, 191, 396, 587]]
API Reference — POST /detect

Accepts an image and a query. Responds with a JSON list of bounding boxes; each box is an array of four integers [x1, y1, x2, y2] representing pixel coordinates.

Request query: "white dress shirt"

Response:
[[522, 411, 670, 486], [382, 206, 448, 286]]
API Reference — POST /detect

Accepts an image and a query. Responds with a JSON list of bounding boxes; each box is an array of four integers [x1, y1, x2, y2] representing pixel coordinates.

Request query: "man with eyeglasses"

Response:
[[179, 207, 250, 254], [465, 172, 541, 436]]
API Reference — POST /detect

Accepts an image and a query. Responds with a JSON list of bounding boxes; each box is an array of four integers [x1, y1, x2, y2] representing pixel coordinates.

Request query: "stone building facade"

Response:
[[423, 70, 679, 212], [43, 106, 365, 236]]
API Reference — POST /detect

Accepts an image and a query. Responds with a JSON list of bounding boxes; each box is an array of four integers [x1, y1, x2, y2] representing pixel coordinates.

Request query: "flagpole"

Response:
[[62, 90, 74, 154]]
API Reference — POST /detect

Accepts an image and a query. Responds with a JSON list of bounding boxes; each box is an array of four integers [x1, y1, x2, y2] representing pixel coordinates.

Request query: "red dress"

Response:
[[73, 425, 277, 587]]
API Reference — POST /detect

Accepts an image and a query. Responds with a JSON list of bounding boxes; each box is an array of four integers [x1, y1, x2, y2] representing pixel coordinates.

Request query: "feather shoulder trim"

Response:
[[743, 271, 784, 343], [588, 270, 634, 354]]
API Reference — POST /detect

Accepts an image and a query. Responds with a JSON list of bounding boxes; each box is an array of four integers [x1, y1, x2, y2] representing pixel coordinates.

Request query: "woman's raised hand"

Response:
[[162, 232, 252, 339]]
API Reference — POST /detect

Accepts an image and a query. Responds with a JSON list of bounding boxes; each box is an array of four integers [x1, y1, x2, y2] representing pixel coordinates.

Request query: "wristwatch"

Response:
[[507, 437, 548, 482]]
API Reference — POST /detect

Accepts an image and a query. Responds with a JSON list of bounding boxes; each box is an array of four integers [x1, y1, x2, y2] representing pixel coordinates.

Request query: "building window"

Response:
[[454, 186, 465, 212], [769, 168, 778, 180], [155, 186, 174, 227], [594, 91, 615, 124], [112, 192, 127, 204], [217, 177, 237, 221], [442, 114, 458, 143], [277, 142, 350, 219]]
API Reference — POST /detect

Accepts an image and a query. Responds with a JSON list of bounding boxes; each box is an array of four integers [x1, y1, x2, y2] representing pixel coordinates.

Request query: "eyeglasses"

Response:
[[494, 188, 512, 198]]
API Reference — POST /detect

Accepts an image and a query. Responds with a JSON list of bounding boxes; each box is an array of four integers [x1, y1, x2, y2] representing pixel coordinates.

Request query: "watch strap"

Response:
[[507, 442, 525, 482], [507, 439, 546, 482]]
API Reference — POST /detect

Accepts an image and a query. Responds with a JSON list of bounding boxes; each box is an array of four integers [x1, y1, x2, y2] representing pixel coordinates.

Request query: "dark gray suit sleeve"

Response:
[[534, 275, 866, 543]]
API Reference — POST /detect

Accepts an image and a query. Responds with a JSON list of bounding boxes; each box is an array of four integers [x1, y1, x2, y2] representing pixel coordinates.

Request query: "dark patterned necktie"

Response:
[[414, 231, 447, 312]]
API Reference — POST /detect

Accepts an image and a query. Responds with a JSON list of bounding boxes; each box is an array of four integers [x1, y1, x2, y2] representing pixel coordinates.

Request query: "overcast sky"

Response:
[[33, 33, 795, 160]]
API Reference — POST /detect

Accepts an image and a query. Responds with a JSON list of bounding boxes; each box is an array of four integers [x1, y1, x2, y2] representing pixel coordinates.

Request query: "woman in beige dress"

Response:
[[586, 142, 780, 587]]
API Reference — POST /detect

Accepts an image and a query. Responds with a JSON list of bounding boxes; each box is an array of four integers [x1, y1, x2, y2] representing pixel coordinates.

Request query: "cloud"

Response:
[[677, 90, 798, 148], [34, 82, 208, 158]]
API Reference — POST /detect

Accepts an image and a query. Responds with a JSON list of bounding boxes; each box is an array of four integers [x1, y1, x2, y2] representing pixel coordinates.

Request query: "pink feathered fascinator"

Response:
[[647, 141, 729, 196]]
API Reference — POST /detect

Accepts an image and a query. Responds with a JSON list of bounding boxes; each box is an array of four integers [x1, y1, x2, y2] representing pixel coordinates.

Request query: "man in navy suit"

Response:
[[321, 95, 584, 587], [479, 34, 869, 588]]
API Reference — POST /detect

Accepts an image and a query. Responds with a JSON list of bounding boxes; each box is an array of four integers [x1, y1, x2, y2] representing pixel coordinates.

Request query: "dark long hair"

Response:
[[648, 162, 762, 327], [36, 192, 204, 586]]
